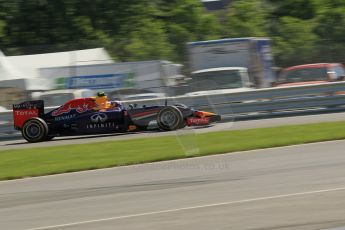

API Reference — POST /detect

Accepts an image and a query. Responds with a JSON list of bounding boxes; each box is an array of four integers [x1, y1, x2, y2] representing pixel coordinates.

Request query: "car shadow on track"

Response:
[[3, 131, 153, 146], [3, 126, 210, 146]]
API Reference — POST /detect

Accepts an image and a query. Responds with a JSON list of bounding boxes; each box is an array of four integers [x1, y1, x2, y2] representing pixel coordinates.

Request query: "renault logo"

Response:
[[91, 113, 108, 123]]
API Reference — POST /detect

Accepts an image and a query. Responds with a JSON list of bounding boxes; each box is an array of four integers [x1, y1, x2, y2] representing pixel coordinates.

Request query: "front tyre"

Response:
[[157, 106, 184, 131], [22, 118, 48, 143]]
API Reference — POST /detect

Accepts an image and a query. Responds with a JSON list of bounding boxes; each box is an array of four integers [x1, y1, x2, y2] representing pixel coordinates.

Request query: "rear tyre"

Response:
[[157, 106, 184, 131], [22, 118, 48, 143]]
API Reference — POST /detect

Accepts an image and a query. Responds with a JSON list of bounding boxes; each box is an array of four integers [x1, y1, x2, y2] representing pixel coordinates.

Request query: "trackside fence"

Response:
[[2, 81, 345, 140]]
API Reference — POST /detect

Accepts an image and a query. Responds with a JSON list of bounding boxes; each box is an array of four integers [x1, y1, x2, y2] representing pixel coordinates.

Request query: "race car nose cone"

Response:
[[128, 125, 137, 131], [195, 111, 216, 117]]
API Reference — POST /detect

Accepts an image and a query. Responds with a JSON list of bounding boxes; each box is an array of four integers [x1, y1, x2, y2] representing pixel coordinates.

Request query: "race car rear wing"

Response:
[[13, 100, 44, 130]]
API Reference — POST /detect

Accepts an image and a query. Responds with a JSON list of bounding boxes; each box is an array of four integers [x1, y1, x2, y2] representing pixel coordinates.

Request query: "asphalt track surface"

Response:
[[1, 111, 345, 150], [2, 140, 345, 229]]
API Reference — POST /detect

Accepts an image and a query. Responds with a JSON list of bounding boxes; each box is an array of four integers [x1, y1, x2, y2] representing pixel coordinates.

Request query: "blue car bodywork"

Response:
[[13, 98, 221, 142]]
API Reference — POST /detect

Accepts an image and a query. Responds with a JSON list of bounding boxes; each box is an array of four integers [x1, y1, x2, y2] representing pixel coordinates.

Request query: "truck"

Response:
[[184, 67, 253, 96], [186, 37, 275, 94]]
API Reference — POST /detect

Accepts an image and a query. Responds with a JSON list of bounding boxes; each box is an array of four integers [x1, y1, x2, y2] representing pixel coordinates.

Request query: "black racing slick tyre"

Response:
[[157, 106, 184, 131], [22, 117, 48, 143]]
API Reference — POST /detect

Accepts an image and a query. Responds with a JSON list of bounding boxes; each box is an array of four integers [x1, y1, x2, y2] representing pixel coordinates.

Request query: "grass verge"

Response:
[[1, 121, 345, 180]]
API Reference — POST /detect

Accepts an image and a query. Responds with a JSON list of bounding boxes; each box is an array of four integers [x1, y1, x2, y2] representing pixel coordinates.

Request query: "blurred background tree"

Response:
[[1, 0, 345, 67], [271, 17, 318, 66], [313, 0, 345, 63], [224, 0, 271, 37]]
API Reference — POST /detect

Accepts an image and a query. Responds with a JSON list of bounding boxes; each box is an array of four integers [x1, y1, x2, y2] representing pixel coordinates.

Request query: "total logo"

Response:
[[15, 110, 38, 116], [91, 113, 108, 123], [187, 117, 209, 125]]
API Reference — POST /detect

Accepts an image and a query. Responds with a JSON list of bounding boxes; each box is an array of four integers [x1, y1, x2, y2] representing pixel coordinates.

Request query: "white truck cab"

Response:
[[184, 67, 253, 96]]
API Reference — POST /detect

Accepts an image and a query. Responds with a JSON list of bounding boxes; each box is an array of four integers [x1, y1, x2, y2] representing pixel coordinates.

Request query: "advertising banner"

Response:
[[66, 73, 133, 89]]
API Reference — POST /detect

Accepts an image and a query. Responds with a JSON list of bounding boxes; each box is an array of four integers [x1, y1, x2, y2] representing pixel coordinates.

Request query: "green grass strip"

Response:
[[1, 120, 345, 180]]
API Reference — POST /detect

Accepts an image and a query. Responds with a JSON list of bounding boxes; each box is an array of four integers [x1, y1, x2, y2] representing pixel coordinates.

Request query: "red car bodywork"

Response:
[[275, 63, 345, 87]]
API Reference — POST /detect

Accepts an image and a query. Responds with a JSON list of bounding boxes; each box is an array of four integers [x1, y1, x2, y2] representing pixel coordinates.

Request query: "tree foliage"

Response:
[[272, 16, 318, 66], [225, 0, 271, 37], [0, 0, 220, 63], [1, 0, 345, 67]]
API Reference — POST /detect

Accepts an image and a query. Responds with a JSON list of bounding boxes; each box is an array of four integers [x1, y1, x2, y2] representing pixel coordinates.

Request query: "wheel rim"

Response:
[[25, 123, 41, 139], [161, 111, 176, 127]]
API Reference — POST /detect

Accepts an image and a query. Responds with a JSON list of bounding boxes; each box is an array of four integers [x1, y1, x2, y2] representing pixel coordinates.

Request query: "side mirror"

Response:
[[128, 104, 138, 109]]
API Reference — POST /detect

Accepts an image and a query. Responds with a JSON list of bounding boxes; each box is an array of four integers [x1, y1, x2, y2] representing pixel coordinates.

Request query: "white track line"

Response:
[[26, 186, 345, 230]]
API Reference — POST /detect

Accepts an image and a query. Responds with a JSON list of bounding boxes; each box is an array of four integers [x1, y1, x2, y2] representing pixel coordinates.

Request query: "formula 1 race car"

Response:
[[13, 98, 221, 142]]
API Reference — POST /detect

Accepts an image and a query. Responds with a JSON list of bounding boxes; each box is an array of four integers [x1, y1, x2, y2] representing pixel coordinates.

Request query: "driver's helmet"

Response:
[[94, 92, 109, 110], [97, 91, 106, 97]]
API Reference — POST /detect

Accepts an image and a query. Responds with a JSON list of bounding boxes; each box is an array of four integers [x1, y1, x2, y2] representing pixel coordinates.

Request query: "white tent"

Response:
[[0, 50, 41, 90], [0, 50, 27, 81], [6, 48, 113, 78], [0, 48, 114, 91]]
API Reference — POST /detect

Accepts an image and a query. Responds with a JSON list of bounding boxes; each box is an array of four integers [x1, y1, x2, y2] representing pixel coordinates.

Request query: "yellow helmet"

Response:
[[97, 92, 105, 97]]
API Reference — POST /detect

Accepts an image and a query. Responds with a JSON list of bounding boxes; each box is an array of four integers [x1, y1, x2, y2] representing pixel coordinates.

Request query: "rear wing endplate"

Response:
[[12, 100, 44, 129]]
